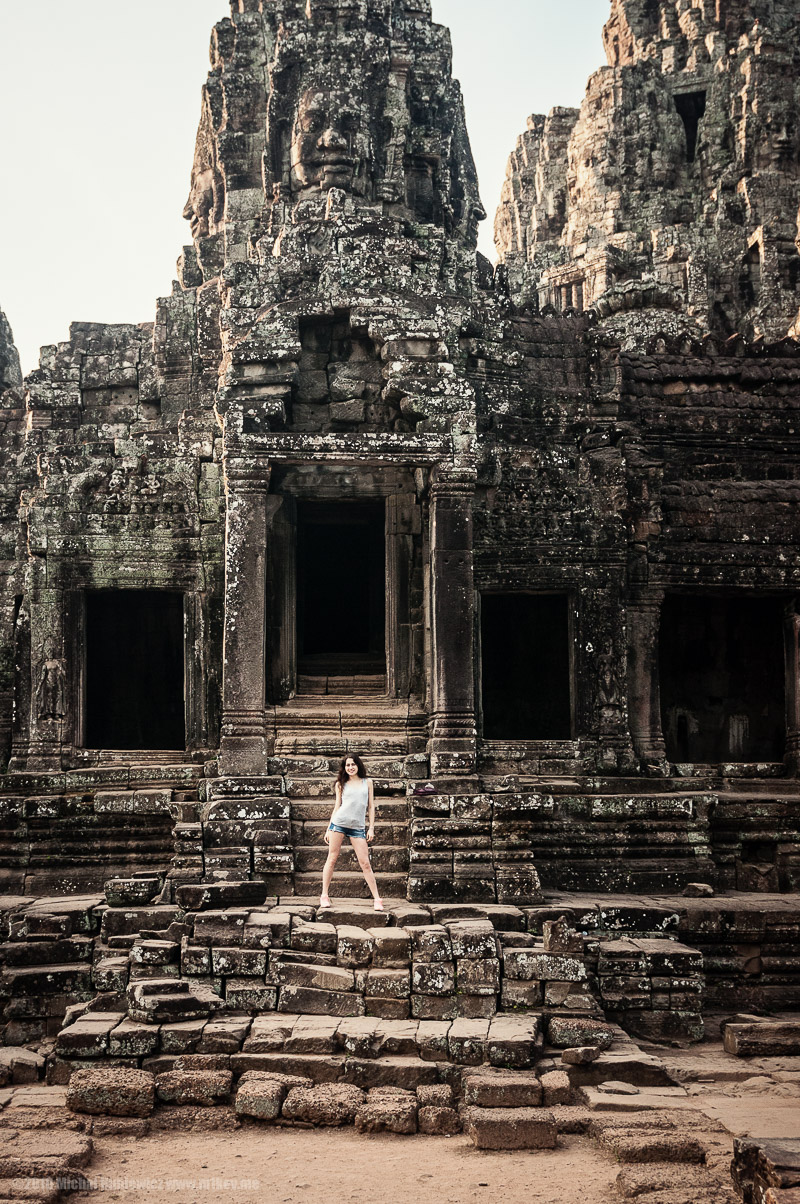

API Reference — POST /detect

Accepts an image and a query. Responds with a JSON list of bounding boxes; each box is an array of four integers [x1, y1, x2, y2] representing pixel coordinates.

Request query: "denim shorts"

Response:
[[329, 823, 367, 839]]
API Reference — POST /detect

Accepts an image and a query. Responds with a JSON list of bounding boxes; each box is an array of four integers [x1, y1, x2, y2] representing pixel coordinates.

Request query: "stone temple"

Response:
[[0, 0, 799, 1171]]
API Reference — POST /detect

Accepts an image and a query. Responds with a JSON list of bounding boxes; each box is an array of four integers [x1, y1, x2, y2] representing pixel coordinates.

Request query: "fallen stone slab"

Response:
[[463, 1069, 542, 1108], [155, 1069, 233, 1106], [597, 1129, 706, 1164], [66, 1068, 155, 1118], [561, 1046, 602, 1066], [282, 1083, 365, 1126], [616, 1163, 736, 1202], [465, 1106, 557, 1150], [0, 1130, 93, 1180], [355, 1087, 417, 1134], [723, 1021, 800, 1059]]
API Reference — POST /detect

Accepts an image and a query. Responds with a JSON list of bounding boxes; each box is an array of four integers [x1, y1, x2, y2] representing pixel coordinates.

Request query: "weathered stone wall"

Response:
[[496, 0, 800, 341]]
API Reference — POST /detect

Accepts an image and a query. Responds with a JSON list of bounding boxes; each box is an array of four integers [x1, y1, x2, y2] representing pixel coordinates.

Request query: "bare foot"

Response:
[[373, 898, 384, 912], [319, 895, 332, 909]]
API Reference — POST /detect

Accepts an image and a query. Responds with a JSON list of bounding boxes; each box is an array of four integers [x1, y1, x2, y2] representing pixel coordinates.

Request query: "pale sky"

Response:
[[0, 0, 607, 375]]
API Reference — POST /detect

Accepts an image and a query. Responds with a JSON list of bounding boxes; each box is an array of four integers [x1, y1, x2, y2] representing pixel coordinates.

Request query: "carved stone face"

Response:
[[183, 166, 217, 240], [290, 87, 368, 195]]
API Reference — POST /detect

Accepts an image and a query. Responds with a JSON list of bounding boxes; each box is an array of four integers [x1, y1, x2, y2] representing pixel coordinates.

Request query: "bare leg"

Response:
[[322, 830, 345, 902], [350, 836, 382, 904]]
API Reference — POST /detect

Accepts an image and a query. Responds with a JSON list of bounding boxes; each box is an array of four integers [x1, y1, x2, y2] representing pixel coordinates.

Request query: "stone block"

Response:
[[211, 947, 267, 977], [225, 979, 278, 1011], [540, 1070, 572, 1106], [500, 980, 542, 1009], [418, 1105, 461, 1135], [448, 1019, 490, 1065], [548, 1017, 614, 1050], [368, 928, 411, 968], [290, 921, 338, 955], [160, 1020, 207, 1054], [411, 960, 455, 995], [598, 1130, 707, 1164], [108, 1020, 160, 1058], [0, 1046, 45, 1085], [196, 1016, 251, 1053], [561, 1046, 602, 1066], [723, 1021, 800, 1058], [155, 1069, 233, 1105], [465, 1106, 557, 1150], [235, 1077, 285, 1120], [365, 998, 411, 1019], [456, 957, 500, 995], [181, 945, 212, 976], [408, 925, 452, 963], [355, 1087, 418, 1134], [192, 910, 249, 948], [272, 961, 355, 992], [365, 969, 410, 999], [504, 948, 586, 982], [416, 1083, 453, 1108], [278, 985, 365, 1017], [336, 926, 374, 968], [282, 1083, 365, 1126], [415, 1020, 452, 1061], [67, 1067, 155, 1117], [448, 920, 497, 960], [487, 1015, 539, 1068], [464, 1068, 542, 1108], [243, 1015, 298, 1052]]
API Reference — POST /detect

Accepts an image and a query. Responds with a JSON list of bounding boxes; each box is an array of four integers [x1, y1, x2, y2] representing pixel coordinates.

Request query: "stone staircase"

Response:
[[0, 763, 203, 895]]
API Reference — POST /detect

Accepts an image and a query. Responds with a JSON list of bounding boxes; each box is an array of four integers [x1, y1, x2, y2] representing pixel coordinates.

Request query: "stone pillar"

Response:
[[784, 601, 800, 776], [219, 460, 271, 777], [627, 593, 668, 772], [428, 468, 477, 776]]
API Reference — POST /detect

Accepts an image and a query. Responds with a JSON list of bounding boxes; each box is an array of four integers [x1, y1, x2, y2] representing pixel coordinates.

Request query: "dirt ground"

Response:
[[71, 1130, 620, 1204]]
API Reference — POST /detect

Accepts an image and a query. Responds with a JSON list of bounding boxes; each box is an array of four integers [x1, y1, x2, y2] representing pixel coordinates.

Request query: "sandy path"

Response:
[[71, 1130, 620, 1204]]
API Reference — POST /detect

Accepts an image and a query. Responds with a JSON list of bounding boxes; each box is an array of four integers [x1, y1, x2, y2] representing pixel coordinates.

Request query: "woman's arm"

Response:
[[324, 782, 342, 845], [367, 778, 375, 844]]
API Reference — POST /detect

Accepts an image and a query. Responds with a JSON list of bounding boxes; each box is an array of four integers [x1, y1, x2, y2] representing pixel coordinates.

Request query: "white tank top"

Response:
[[334, 777, 369, 828]]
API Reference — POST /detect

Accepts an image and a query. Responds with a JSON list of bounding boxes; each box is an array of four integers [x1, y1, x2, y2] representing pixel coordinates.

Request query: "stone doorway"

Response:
[[659, 594, 786, 764], [84, 591, 186, 750], [480, 593, 573, 740], [296, 500, 386, 691]]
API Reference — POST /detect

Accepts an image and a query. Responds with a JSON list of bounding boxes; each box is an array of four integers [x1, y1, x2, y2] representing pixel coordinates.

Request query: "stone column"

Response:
[[784, 601, 800, 776], [428, 468, 477, 776], [627, 592, 668, 771], [219, 459, 271, 777]]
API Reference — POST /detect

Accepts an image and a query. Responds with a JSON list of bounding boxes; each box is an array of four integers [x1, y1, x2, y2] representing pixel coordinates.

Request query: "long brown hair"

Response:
[[336, 753, 367, 791]]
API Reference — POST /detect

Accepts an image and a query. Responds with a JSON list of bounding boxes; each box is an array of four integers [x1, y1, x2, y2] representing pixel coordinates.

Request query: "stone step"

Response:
[[285, 777, 409, 799], [294, 845, 410, 873], [292, 871, 408, 898], [0, 962, 94, 996], [291, 800, 409, 821], [269, 756, 429, 778], [230, 1050, 443, 1090]]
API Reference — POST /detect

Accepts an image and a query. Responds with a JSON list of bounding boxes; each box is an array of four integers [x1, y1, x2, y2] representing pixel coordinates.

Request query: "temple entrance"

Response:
[[296, 501, 386, 688], [85, 591, 185, 750], [480, 593, 573, 739], [659, 594, 786, 763]]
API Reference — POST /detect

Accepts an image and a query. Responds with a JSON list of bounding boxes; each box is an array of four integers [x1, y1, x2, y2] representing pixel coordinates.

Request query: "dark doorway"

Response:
[[85, 591, 185, 749], [481, 594, 572, 739], [297, 502, 386, 678], [674, 90, 706, 163], [660, 595, 785, 763]]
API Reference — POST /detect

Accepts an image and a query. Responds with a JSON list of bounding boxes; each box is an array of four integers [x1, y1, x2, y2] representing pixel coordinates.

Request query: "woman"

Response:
[[320, 754, 384, 911]]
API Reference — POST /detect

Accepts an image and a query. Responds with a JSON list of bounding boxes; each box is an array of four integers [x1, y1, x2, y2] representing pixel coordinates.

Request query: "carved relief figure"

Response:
[[36, 656, 65, 720]]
